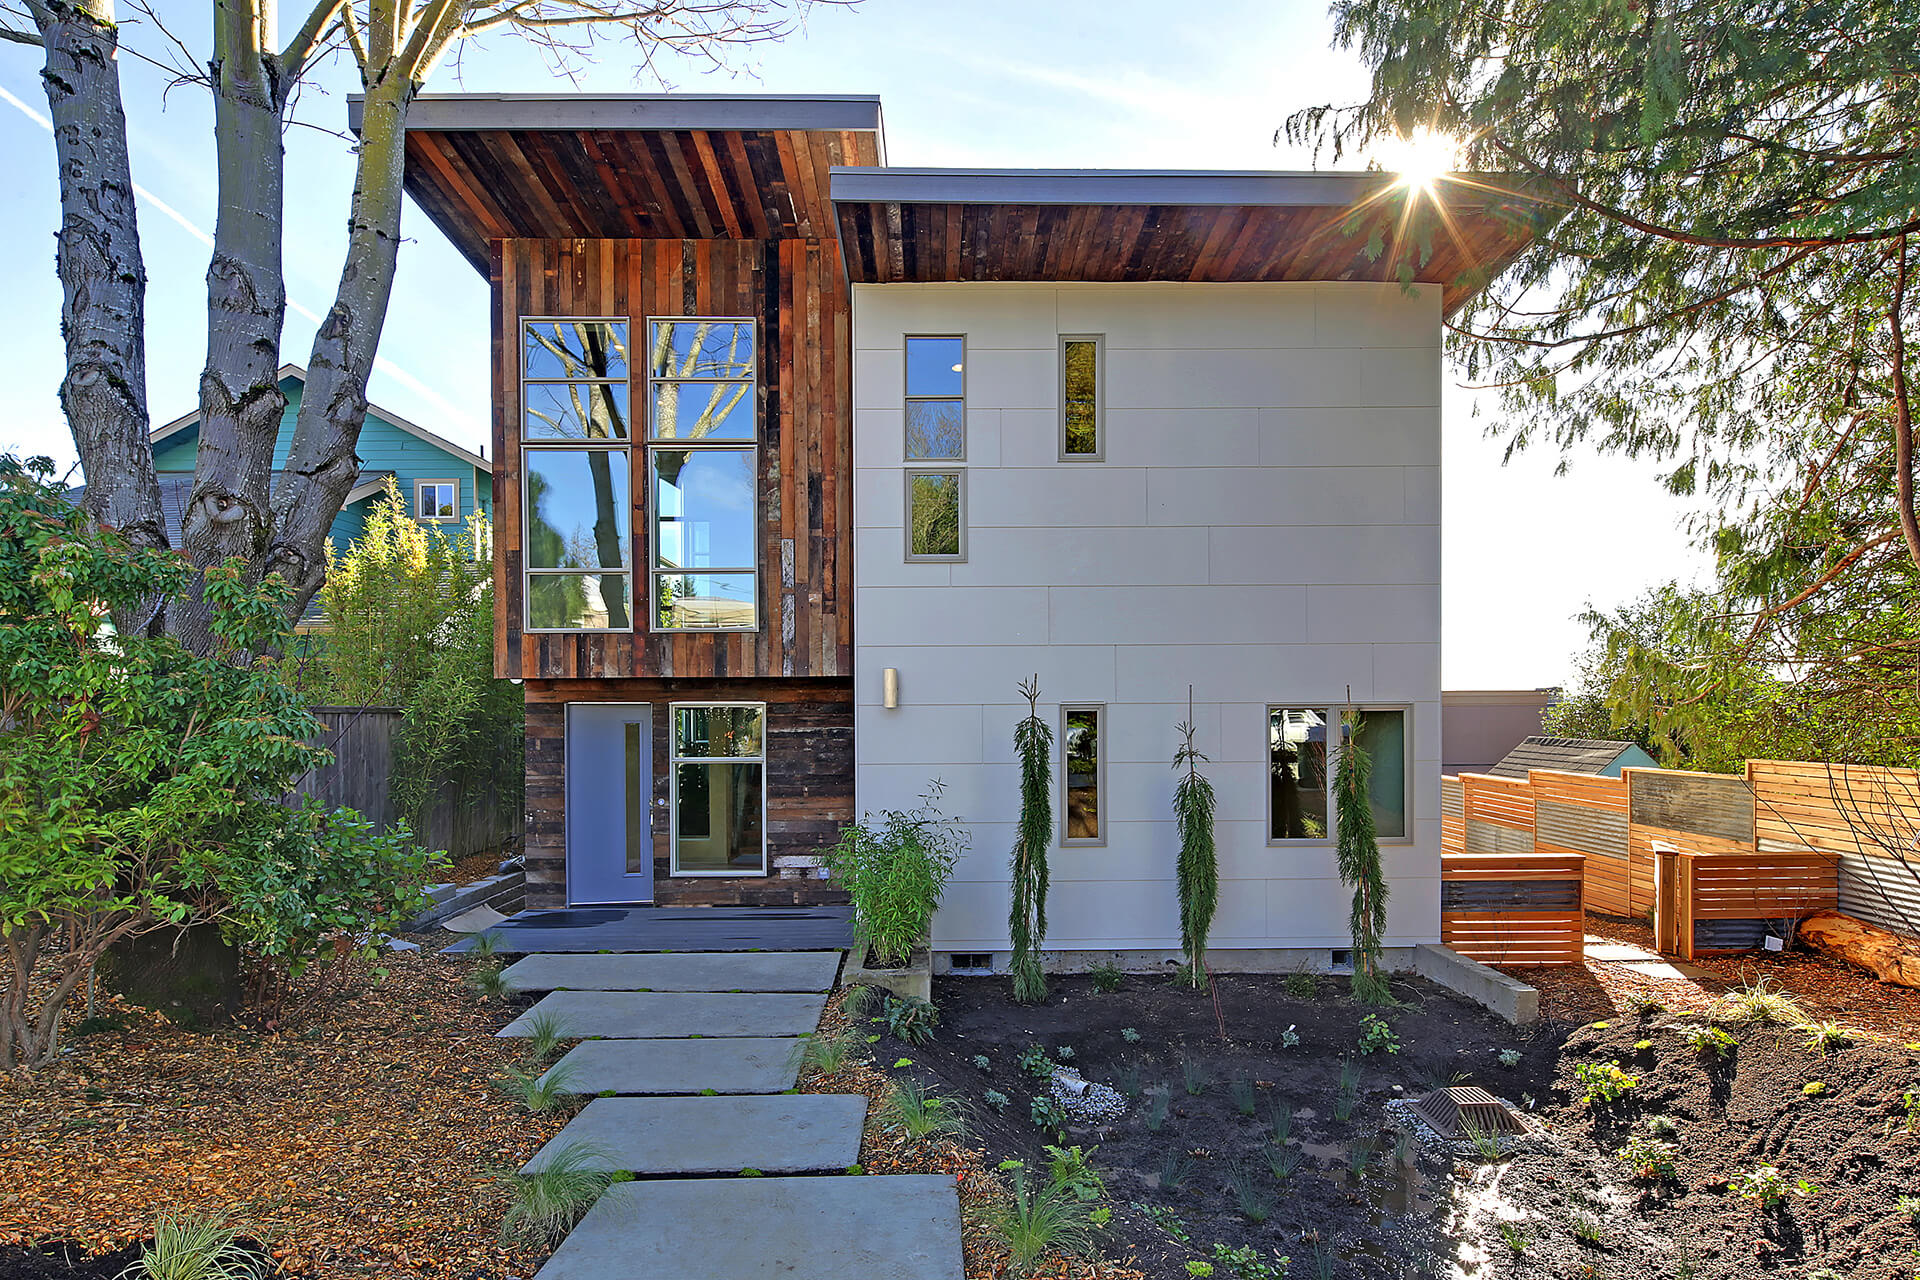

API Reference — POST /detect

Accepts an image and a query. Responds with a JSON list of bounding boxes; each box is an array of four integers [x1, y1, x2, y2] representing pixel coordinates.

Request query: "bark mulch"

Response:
[[1510, 912, 1920, 1044], [0, 950, 562, 1279]]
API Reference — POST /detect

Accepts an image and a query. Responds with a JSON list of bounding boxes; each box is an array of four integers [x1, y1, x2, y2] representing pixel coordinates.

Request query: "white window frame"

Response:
[[1058, 334, 1105, 462], [646, 315, 759, 634], [904, 334, 967, 562], [415, 478, 458, 522], [1059, 702, 1107, 847], [1264, 703, 1416, 847], [520, 316, 633, 634], [668, 700, 769, 877]]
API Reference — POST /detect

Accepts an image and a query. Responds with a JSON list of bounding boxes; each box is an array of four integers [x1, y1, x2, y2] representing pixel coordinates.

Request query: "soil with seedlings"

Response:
[[876, 973, 1920, 1280], [872, 972, 1565, 1280], [0, 1240, 279, 1279]]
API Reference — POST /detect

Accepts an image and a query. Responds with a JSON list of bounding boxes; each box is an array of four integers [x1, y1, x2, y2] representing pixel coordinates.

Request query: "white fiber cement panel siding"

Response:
[[853, 282, 1442, 955]]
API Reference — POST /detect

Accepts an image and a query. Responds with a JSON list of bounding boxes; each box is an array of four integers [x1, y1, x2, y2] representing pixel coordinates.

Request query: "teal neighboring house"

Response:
[[141, 364, 490, 553]]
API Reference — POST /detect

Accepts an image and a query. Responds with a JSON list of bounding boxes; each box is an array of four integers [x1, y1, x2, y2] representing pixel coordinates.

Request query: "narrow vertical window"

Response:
[[1352, 707, 1409, 839], [1061, 704, 1104, 845], [670, 703, 766, 875], [522, 319, 631, 631], [1269, 707, 1331, 840], [648, 318, 758, 630], [1060, 335, 1102, 459], [905, 335, 966, 561]]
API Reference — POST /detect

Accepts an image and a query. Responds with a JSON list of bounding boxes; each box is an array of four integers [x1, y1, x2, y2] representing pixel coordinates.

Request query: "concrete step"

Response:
[[521, 1094, 867, 1176], [540, 1037, 806, 1095], [497, 990, 827, 1040], [532, 1175, 963, 1280], [500, 950, 841, 994]]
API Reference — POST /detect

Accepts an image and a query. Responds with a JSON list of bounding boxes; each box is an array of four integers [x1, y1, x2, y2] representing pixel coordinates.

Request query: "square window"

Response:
[[415, 480, 457, 521], [524, 319, 628, 380], [905, 336, 964, 397]]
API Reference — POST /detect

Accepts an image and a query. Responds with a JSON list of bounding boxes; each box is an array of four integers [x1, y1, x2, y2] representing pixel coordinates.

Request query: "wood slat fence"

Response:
[[1438, 755, 1919, 961], [1441, 852, 1585, 966]]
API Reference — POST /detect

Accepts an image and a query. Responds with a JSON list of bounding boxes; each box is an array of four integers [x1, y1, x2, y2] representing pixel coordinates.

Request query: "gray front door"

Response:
[[566, 703, 654, 905]]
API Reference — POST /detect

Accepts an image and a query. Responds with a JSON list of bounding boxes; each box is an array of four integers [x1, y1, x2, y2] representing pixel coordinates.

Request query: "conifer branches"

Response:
[[1172, 707, 1219, 989], [1009, 676, 1053, 1004], [1335, 700, 1392, 1005]]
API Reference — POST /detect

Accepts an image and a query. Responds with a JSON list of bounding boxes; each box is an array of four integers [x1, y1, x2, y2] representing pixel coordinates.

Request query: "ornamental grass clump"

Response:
[[985, 1168, 1096, 1276], [116, 1215, 265, 1280], [496, 1145, 626, 1248], [824, 784, 965, 970]]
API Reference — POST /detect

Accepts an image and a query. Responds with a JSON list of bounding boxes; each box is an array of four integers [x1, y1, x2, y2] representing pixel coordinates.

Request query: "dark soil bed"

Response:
[[878, 975, 1920, 1279], [878, 973, 1563, 1279], [0, 1240, 277, 1279]]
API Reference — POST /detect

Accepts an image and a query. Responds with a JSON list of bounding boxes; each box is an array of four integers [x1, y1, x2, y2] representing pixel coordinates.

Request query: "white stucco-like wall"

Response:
[[851, 281, 1442, 958]]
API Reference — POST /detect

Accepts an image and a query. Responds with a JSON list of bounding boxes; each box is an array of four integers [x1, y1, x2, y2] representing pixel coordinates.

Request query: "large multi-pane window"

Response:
[[1268, 706, 1410, 842], [649, 318, 758, 629], [1061, 704, 1104, 845], [905, 335, 965, 560], [671, 703, 766, 875], [522, 319, 631, 631]]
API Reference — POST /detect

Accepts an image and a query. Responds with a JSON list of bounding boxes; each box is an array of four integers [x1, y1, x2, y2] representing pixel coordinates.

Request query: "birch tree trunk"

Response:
[[265, 76, 413, 610], [31, 0, 165, 561], [174, 0, 293, 651]]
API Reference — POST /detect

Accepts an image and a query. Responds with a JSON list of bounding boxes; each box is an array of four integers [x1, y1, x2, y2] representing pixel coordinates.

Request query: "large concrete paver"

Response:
[[532, 1175, 964, 1280], [496, 990, 827, 1039], [539, 1036, 804, 1094], [500, 950, 840, 994], [521, 1094, 867, 1175]]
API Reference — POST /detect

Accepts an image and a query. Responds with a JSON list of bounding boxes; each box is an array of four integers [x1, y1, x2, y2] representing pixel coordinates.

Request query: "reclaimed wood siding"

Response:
[[493, 237, 851, 682], [522, 679, 854, 910]]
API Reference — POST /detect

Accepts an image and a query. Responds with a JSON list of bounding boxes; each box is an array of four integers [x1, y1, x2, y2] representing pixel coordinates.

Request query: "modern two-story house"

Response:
[[376, 92, 1537, 971]]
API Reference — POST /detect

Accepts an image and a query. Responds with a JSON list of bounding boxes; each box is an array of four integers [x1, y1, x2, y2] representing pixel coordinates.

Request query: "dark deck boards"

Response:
[[445, 904, 853, 954]]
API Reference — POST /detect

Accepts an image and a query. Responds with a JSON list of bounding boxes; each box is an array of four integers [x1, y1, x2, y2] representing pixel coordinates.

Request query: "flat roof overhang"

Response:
[[361, 93, 887, 274], [828, 167, 1547, 315]]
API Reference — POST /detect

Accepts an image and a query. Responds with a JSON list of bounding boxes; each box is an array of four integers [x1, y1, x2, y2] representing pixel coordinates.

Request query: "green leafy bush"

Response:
[[1730, 1163, 1814, 1208], [0, 458, 436, 1066], [1616, 1135, 1678, 1182], [1089, 961, 1124, 992], [1044, 1144, 1105, 1201], [1574, 1062, 1640, 1105], [1357, 1014, 1400, 1055], [882, 994, 940, 1045], [1682, 1025, 1737, 1059], [824, 785, 965, 968]]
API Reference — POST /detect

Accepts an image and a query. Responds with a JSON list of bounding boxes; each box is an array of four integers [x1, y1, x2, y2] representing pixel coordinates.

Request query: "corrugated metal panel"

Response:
[[1443, 880, 1581, 910], [1464, 820, 1533, 855], [1442, 778, 1464, 820], [1630, 771, 1753, 843], [1536, 799, 1628, 861], [1694, 918, 1789, 952], [1839, 853, 1920, 938]]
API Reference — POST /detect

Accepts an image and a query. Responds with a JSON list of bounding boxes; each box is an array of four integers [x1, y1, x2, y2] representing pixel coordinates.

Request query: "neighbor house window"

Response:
[[670, 703, 766, 875], [521, 318, 631, 631], [1268, 705, 1410, 842], [1061, 704, 1105, 845], [415, 479, 457, 522], [648, 318, 758, 630], [1060, 336, 1102, 459], [905, 335, 965, 560]]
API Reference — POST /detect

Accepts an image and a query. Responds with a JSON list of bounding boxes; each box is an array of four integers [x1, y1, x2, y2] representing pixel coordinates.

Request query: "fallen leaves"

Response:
[[0, 949, 565, 1279]]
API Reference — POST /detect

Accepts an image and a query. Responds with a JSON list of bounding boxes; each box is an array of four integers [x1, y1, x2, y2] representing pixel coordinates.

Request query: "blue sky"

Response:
[[0, 0, 1708, 686]]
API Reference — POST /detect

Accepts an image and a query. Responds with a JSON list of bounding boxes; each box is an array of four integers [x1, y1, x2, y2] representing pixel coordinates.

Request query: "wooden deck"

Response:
[[446, 904, 853, 954]]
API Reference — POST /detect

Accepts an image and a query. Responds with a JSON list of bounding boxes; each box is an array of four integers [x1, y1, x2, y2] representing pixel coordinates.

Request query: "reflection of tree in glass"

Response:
[[1064, 341, 1097, 454], [526, 460, 629, 628], [1270, 712, 1328, 839], [1065, 711, 1099, 838], [525, 322, 630, 440], [651, 321, 752, 442], [905, 401, 964, 459], [909, 474, 960, 556]]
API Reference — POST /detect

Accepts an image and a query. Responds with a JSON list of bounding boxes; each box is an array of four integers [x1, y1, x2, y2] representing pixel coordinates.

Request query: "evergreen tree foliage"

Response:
[[1009, 676, 1054, 1004], [1335, 708, 1393, 1005], [1172, 717, 1219, 988]]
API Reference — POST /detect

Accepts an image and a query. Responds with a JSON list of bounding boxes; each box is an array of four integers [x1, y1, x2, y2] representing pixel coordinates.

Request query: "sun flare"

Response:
[[1373, 128, 1460, 190]]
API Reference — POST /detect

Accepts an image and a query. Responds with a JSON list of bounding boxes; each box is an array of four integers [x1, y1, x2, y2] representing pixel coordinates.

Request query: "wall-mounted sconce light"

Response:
[[882, 667, 900, 709]]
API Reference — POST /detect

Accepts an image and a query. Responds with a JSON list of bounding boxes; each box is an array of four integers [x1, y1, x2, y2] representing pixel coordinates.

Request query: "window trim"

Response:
[[903, 333, 967, 463], [519, 316, 634, 635], [667, 700, 769, 877], [1264, 702, 1415, 847], [903, 467, 967, 562], [415, 478, 459, 522], [1058, 333, 1105, 462], [645, 315, 760, 634], [1059, 702, 1107, 847]]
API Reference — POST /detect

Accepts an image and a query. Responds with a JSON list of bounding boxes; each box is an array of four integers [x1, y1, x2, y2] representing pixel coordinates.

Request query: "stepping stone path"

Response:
[[486, 947, 963, 1280]]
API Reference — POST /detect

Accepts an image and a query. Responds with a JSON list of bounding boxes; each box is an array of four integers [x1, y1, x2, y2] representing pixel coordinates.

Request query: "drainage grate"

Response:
[[1409, 1086, 1529, 1138]]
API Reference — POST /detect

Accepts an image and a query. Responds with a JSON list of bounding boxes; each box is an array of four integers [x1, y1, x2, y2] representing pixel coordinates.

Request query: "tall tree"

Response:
[[1171, 712, 1218, 989], [1291, 0, 1920, 752], [3, 0, 823, 650], [1008, 676, 1053, 1005]]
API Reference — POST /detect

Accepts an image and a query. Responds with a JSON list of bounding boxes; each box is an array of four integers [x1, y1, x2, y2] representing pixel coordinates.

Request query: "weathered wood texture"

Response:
[[293, 707, 518, 859], [1798, 909, 1920, 987], [1441, 853, 1585, 966], [522, 679, 854, 910], [1628, 768, 1754, 843], [832, 197, 1538, 316], [493, 238, 851, 681], [407, 127, 882, 273]]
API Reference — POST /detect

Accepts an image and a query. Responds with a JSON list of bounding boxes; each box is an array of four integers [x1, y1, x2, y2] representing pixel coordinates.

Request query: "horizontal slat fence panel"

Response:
[[1528, 769, 1631, 914], [1748, 759, 1920, 861], [1442, 852, 1584, 966], [1461, 773, 1536, 832], [1654, 849, 1839, 958]]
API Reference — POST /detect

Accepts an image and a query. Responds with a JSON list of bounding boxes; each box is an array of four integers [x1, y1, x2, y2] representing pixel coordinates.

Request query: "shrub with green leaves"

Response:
[[824, 784, 965, 969], [1285, 971, 1318, 999], [1574, 1061, 1640, 1105], [0, 457, 439, 1066], [1617, 1134, 1678, 1182], [1032, 1094, 1070, 1137], [1019, 1044, 1057, 1079], [1683, 1025, 1737, 1059], [1730, 1163, 1814, 1208], [1089, 961, 1124, 993], [1357, 1014, 1400, 1055], [882, 994, 940, 1045], [1044, 1144, 1106, 1201]]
